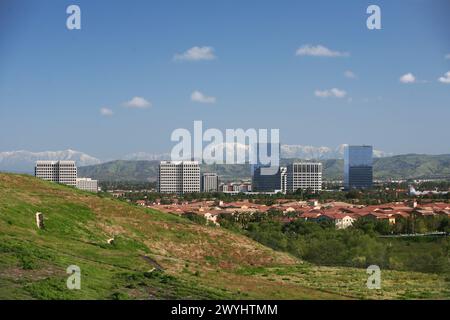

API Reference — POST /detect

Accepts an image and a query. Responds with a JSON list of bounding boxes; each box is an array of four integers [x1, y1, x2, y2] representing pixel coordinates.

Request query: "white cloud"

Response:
[[438, 71, 450, 84], [296, 44, 349, 57], [123, 96, 151, 109], [100, 107, 113, 116], [399, 73, 416, 84], [344, 70, 357, 79], [445, 54, 450, 60], [191, 90, 216, 104], [174, 46, 216, 61], [314, 88, 347, 98]]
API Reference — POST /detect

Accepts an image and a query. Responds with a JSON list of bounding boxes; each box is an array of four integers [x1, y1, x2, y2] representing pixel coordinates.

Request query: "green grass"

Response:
[[0, 173, 448, 300]]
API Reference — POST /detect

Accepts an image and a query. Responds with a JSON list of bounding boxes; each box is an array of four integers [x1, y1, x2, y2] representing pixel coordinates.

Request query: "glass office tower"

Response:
[[251, 142, 282, 192], [344, 145, 373, 190]]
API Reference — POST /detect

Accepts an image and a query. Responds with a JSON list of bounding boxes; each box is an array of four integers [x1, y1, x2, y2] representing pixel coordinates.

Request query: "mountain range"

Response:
[[122, 144, 393, 161], [2, 146, 446, 182], [0, 145, 392, 173], [78, 154, 450, 182], [281, 144, 392, 159], [0, 149, 101, 173]]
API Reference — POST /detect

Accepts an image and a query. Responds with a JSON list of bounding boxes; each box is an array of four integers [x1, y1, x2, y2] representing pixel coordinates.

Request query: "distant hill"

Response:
[[0, 144, 392, 173], [78, 154, 450, 182], [78, 160, 253, 182], [373, 154, 450, 180], [78, 160, 161, 182], [286, 154, 450, 180]]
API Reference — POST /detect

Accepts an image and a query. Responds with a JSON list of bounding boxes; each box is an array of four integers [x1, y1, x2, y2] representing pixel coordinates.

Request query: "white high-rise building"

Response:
[[35, 161, 77, 187], [280, 166, 287, 194], [158, 161, 200, 194], [286, 162, 322, 193], [76, 178, 98, 193], [201, 173, 219, 192]]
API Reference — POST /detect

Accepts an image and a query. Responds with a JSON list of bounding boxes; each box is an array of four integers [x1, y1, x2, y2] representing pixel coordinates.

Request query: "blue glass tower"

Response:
[[344, 145, 373, 190], [251, 142, 282, 192]]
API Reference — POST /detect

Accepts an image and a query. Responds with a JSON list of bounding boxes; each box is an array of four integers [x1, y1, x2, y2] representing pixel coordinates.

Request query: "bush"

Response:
[[184, 212, 207, 225], [220, 215, 450, 274]]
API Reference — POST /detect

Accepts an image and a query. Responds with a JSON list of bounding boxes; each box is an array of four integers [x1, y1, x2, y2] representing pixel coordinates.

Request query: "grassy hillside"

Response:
[[0, 173, 448, 299], [78, 154, 450, 182]]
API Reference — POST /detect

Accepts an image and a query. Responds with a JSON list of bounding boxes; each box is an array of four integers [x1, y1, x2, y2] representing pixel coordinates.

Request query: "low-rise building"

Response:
[[76, 178, 98, 193], [201, 173, 219, 192], [316, 213, 356, 229]]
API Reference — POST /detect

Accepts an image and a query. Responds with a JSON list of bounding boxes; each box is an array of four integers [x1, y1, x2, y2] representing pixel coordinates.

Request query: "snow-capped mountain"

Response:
[[0, 149, 101, 173], [123, 144, 392, 162], [281, 144, 393, 159], [123, 152, 171, 161], [123, 142, 249, 162], [281, 145, 337, 159]]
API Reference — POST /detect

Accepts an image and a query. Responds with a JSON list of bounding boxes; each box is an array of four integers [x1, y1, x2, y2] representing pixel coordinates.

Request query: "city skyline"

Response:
[[0, 142, 398, 174], [0, 0, 449, 160]]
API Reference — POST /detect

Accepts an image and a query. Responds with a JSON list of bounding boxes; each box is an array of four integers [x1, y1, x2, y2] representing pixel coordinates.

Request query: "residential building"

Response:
[[219, 182, 252, 194], [201, 173, 219, 192], [286, 163, 322, 193], [35, 160, 77, 187], [158, 161, 200, 194], [316, 213, 355, 229], [344, 145, 373, 190], [232, 184, 241, 192], [240, 183, 252, 192], [203, 212, 220, 226], [76, 178, 98, 193]]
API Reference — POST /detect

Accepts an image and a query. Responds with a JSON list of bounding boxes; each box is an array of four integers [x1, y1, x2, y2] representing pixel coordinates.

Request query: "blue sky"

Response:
[[0, 0, 449, 159]]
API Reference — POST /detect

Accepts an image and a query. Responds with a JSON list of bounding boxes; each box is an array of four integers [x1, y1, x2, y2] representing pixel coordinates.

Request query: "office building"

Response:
[[201, 173, 219, 192], [252, 166, 287, 193], [35, 160, 77, 187], [286, 163, 322, 193], [251, 142, 283, 192], [76, 178, 98, 193], [280, 166, 287, 194], [158, 161, 200, 194], [344, 145, 373, 190]]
